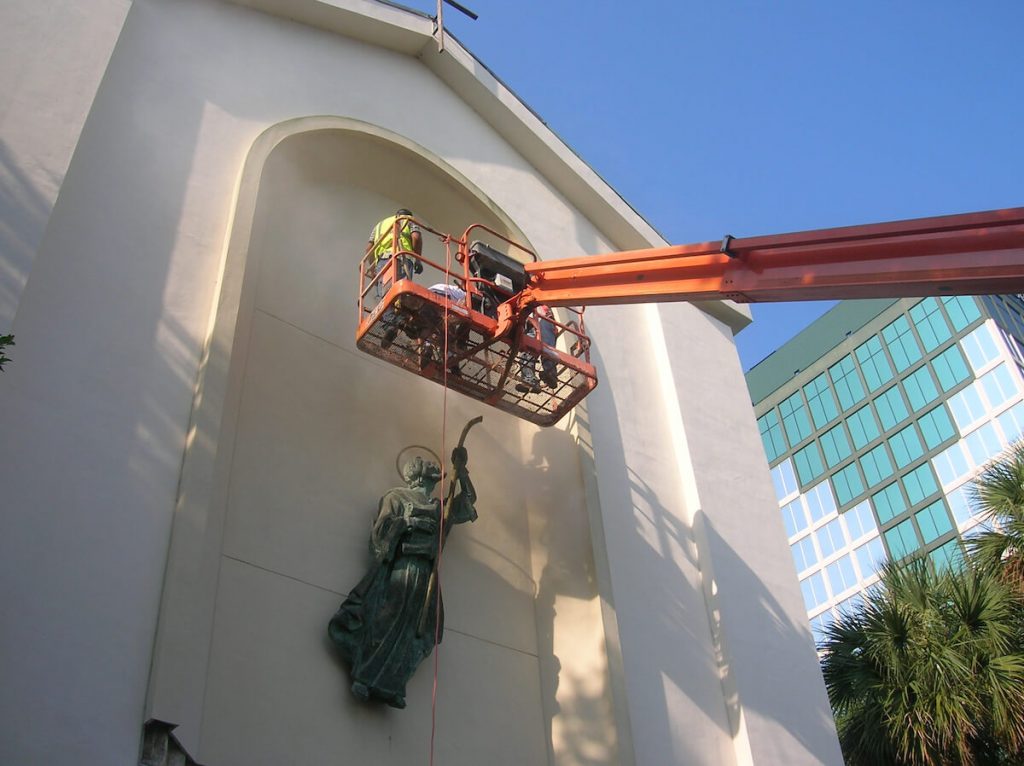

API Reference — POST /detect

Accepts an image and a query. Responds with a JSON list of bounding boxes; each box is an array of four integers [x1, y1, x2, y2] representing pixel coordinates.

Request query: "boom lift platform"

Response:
[[357, 207, 1024, 427], [357, 223, 595, 427]]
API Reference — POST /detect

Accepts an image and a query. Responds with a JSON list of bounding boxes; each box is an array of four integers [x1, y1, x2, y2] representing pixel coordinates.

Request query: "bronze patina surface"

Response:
[[328, 419, 481, 708]]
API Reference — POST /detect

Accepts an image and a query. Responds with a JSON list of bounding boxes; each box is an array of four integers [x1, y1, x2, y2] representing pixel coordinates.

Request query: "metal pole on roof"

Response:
[[435, 0, 444, 52], [434, 0, 478, 53]]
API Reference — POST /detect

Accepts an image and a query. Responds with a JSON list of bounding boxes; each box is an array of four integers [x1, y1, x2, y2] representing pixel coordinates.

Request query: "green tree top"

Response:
[[821, 557, 1024, 765], [967, 439, 1024, 595]]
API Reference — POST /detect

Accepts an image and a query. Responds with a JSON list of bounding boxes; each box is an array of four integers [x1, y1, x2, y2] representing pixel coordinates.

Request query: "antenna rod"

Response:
[[435, 0, 477, 53], [435, 0, 444, 51], [443, 0, 478, 20]]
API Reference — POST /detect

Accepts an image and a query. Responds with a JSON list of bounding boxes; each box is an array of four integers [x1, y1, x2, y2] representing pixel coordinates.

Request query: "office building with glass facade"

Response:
[[746, 295, 1024, 642]]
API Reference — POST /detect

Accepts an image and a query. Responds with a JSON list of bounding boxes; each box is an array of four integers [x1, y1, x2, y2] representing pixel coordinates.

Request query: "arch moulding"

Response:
[[145, 115, 532, 751]]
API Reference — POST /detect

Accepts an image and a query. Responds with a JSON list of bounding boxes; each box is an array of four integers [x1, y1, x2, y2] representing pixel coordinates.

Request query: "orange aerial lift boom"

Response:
[[357, 207, 1024, 427]]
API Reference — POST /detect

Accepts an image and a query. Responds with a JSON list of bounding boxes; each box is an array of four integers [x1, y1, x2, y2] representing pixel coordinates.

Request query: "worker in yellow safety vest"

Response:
[[366, 209, 424, 349], [366, 208, 423, 298]]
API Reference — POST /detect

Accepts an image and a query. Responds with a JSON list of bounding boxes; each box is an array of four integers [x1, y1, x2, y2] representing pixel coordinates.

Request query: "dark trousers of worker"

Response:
[[517, 318, 558, 389]]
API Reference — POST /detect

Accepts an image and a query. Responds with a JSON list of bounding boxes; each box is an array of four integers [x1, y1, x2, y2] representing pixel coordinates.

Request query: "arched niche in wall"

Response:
[[147, 116, 541, 749], [232, 116, 531, 354]]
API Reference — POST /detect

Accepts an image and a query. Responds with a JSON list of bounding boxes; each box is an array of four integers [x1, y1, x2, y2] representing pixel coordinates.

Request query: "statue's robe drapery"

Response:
[[328, 482, 476, 706]]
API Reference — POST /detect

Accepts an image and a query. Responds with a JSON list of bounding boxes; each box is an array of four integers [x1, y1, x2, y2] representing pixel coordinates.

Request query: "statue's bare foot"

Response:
[[351, 682, 370, 702]]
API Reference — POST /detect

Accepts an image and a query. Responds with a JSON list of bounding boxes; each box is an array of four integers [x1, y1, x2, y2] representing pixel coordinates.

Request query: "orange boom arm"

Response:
[[494, 207, 1024, 337]]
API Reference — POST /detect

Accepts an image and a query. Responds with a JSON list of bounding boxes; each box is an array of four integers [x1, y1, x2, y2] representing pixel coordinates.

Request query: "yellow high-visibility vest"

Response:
[[371, 215, 416, 263]]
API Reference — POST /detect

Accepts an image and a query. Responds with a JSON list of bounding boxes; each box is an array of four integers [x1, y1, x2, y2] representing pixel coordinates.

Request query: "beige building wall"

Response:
[[0, 1, 841, 764], [0, 0, 130, 328]]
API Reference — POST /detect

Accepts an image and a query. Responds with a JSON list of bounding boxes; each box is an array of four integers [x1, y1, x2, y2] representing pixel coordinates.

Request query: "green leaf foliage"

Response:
[[820, 558, 1024, 765], [966, 440, 1024, 595]]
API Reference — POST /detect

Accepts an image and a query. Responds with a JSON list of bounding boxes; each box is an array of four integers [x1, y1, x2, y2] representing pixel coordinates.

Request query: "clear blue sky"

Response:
[[412, 1, 1023, 370]]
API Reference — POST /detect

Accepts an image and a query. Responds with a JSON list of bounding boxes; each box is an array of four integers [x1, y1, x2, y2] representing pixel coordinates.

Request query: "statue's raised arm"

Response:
[[444, 416, 481, 530]]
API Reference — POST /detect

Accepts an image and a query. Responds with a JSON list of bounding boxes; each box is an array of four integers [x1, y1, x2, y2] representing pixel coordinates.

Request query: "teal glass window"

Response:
[[902, 366, 939, 412], [882, 315, 922, 372], [885, 519, 921, 559], [871, 482, 906, 524], [888, 424, 924, 469], [942, 296, 982, 332], [780, 392, 812, 446], [829, 355, 865, 411], [932, 345, 970, 392], [757, 410, 787, 462], [832, 463, 865, 507], [855, 336, 893, 392], [918, 406, 956, 450], [929, 539, 962, 572], [844, 500, 877, 540], [793, 443, 825, 485], [820, 424, 852, 468], [855, 537, 886, 577], [916, 499, 954, 544], [902, 463, 939, 505], [998, 401, 1024, 443], [910, 297, 952, 352], [874, 386, 909, 431], [860, 444, 894, 488], [803, 373, 838, 428], [980, 364, 1017, 409], [847, 405, 880, 450], [961, 324, 999, 372]]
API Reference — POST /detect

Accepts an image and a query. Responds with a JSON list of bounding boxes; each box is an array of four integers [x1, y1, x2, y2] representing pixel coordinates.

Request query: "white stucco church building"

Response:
[[0, 1, 842, 764]]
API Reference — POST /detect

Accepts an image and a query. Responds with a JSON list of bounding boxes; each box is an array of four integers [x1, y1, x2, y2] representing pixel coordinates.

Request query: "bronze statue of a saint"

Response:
[[328, 438, 477, 709]]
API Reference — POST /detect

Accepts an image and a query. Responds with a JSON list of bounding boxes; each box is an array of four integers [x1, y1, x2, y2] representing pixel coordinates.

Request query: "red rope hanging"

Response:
[[429, 235, 454, 766]]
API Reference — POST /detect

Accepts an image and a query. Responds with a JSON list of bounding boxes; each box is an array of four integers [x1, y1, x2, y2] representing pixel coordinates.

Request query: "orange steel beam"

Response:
[[516, 207, 1024, 310]]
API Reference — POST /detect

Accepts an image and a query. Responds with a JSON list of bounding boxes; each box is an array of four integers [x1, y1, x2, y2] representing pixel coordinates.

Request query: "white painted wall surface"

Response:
[[581, 302, 740, 765], [655, 302, 844, 764], [0, 0, 130, 329], [0, 0, 838, 764]]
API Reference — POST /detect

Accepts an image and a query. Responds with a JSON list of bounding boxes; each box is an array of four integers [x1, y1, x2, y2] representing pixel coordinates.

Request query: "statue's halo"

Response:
[[395, 445, 442, 480]]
